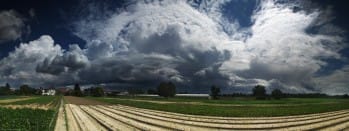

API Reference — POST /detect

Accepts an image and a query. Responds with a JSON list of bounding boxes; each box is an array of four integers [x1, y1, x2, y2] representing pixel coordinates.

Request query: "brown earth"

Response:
[[64, 96, 108, 105]]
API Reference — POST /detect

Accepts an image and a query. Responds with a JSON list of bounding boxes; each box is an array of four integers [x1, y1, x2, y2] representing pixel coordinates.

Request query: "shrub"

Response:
[[157, 82, 176, 97], [92, 87, 104, 97], [73, 84, 83, 97], [271, 89, 283, 99], [253, 85, 266, 100], [210, 85, 220, 99], [19, 85, 35, 95]]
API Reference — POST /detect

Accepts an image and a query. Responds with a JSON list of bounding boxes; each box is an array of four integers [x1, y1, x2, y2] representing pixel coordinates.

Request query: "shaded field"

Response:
[[0, 96, 61, 131], [89, 97, 349, 117]]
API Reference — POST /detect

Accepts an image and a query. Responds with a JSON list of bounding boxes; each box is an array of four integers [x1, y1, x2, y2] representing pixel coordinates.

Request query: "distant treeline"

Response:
[[221, 93, 349, 98], [0, 82, 348, 99], [0, 83, 42, 96]]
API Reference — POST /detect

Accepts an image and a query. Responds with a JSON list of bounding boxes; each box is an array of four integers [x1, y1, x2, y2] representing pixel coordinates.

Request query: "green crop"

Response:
[[0, 107, 55, 130]]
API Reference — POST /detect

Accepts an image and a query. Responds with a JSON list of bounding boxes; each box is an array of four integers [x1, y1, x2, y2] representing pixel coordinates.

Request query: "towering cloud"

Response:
[[0, 0, 346, 94], [0, 35, 62, 86]]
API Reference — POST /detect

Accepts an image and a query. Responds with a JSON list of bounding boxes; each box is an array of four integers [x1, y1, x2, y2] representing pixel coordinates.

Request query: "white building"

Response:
[[42, 89, 56, 96]]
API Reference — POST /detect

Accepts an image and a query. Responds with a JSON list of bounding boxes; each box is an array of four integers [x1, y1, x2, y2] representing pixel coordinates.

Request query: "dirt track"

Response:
[[54, 99, 67, 131], [64, 96, 107, 105]]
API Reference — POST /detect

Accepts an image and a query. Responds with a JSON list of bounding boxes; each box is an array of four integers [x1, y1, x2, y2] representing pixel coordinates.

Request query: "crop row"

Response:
[[0, 96, 61, 131], [65, 104, 349, 131], [0, 107, 55, 130]]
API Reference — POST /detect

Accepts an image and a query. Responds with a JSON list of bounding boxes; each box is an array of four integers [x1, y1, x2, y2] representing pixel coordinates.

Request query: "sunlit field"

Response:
[[89, 96, 349, 117]]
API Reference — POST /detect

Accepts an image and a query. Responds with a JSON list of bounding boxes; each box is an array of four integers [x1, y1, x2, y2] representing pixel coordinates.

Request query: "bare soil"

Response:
[[64, 96, 108, 105]]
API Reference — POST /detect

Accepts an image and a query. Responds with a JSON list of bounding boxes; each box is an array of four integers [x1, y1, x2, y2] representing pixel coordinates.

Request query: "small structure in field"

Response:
[[42, 89, 56, 96]]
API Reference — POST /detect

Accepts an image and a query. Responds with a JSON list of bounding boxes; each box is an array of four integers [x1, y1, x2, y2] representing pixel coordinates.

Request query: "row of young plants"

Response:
[[0, 107, 55, 130], [0, 96, 62, 130]]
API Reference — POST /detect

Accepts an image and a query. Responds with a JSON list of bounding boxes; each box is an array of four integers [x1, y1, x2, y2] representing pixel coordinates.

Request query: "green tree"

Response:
[[74, 83, 83, 97], [19, 85, 34, 95], [128, 88, 144, 97], [0, 83, 11, 95], [253, 85, 266, 100], [271, 89, 283, 99], [157, 82, 176, 97], [210, 85, 220, 99], [147, 89, 158, 94], [92, 87, 104, 97]]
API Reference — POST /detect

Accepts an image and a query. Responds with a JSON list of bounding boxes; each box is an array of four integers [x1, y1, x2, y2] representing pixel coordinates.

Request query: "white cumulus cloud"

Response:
[[0, 0, 346, 94]]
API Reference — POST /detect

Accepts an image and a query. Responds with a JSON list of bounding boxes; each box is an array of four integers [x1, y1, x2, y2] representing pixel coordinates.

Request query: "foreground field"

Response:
[[3, 96, 348, 130], [52, 96, 349, 130], [60, 96, 349, 130], [0, 96, 60, 130]]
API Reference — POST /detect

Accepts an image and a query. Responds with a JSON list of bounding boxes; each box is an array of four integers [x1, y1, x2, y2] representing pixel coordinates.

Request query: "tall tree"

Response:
[[253, 85, 266, 100], [74, 83, 83, 97], [0, 83, 11, 95], [271, 89, 283, 99], [210, 85, 220, 99], [92, 87, 104, 97], [157, 82, 176, 97], [5, 83, 10, 89], [19, 85, 34, 95]]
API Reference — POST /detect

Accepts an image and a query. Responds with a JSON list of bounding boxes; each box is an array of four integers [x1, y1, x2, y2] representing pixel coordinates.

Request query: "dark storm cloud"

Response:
[[78, 53, 181, 85], [0, 10, 28, 43], [0, 0, 347, 94], [36, 44, 88, 75]]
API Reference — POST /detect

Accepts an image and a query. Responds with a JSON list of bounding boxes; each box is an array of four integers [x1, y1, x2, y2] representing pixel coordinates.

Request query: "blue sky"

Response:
[[0, 0, 348, 94]]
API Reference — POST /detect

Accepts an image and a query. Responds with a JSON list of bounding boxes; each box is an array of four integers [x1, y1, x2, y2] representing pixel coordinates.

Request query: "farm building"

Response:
[[42, 89, 56, 96]]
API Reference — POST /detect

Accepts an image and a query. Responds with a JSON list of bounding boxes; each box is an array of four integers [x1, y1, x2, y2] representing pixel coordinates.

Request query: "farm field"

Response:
[[58, 96, 349, 130], [0, 96, 60, 131], [89, 96, 349, 117]]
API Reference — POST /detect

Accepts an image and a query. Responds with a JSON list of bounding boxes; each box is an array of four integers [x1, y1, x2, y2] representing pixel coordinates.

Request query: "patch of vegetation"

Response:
[[73, 84, 83, 97], [157, 82, 176, 97], [0, 96, 22, 100], [0, 83, 12, 95], [0, 107, 55, 130], [271, 89, 283, 99], [210, 85, 220, 99], [253, 85, 266, 100]]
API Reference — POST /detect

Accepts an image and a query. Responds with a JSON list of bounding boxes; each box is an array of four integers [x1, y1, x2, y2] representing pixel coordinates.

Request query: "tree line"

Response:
[[0, 83, 41, 96], [1, 82, 348, 99]]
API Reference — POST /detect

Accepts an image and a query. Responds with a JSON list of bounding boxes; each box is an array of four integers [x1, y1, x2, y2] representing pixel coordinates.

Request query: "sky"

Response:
[[0, 0, 348, 95]]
